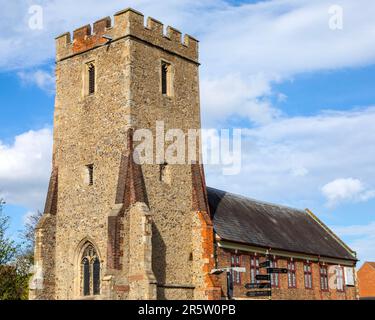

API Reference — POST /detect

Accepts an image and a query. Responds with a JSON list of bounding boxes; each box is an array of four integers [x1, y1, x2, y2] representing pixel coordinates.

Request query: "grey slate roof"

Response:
[[207, 187, 356, 261]]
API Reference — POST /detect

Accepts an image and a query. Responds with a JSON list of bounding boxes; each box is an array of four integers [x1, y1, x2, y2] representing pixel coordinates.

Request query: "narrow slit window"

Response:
[[161, 62, 170, 95], [159, 162, 168, 183], [88, 63, 95, 95], [86, 164, 94, 186]]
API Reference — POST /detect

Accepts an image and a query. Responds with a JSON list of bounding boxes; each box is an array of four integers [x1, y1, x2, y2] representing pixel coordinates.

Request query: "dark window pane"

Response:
[[82, 258, 90, 296], [88, 64, 95, 94], [93, 257, 100, 295], [162, 63, 168, 94], [86, 164, 94, 185]]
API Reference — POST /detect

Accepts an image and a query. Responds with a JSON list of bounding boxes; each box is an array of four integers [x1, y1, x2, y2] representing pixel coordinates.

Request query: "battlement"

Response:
[[55, 8, 199, 63]]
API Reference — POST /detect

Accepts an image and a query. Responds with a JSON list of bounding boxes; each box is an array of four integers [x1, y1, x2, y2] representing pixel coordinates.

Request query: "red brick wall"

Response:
[[217, 247, 357, 300], [358, 263, 375, 298]]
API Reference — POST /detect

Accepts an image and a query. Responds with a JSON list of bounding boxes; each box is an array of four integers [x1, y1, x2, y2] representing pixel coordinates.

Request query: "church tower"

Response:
[[30, 8, 220, 300]]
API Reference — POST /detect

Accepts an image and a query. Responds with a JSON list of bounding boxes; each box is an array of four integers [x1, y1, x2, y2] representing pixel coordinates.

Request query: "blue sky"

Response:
[[1, 0, 375, 266], [0, 70, 54, 140], [274, 65, 375, 116]]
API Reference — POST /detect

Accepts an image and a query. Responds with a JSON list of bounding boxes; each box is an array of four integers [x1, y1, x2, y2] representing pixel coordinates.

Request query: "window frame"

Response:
[[303, 262, 313, 290], [82, 257, 90, 296], [250, 255, 260, 284], [159, 162, 170, 184], [319, 264, 329, 292], [88, 63, 95, 95], [270, 258, 280, 288], [80, 243, 101, 297], [161, 60, 173, 97], [82, 60, 97, 97], [231, 253, 242, 285], [92, 257, 101, 295], [85, 164, 94, 186], [336, 266, 345, 292], [287, 260, 297, 288]]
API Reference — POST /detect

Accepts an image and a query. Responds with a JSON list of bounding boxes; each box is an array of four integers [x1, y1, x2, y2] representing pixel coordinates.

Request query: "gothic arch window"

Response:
[[80, 243, 100, 296]]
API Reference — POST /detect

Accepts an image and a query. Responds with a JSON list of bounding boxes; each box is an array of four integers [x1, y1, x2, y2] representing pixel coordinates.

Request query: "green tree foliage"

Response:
[[0, 265, 29, 300], [20, 210, 43, 265], [0, 199, 17, 265], [0, 199, 31, 300]]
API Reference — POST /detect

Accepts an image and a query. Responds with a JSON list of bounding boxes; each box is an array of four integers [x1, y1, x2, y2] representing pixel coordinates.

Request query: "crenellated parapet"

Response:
[[55, 8, 199, 63]]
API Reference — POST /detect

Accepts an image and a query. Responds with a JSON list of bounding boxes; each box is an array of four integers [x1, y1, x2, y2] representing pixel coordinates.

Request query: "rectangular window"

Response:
[[287, 260, 297, 288], [86, 164, 94, 186], [159, 162, 170, 183], [231, 254, 241, 285], [320, 265, 329, 291], [250, 255, 260, 284], [270, 259, 279, 288], [87, 62, 95, 95], [161, 61, 172, 96], [344, 267, 355, 286], [304, 262, 313, 289], [336, 266, 345, 292]]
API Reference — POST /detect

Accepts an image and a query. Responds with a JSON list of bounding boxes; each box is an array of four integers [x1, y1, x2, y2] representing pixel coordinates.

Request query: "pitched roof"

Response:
[[366, 262, 375, 269], [207, 187, 356, 261]]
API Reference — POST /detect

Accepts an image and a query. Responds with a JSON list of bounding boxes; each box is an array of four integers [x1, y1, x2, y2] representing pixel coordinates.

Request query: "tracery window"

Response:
[[81, 244, 100, 296]]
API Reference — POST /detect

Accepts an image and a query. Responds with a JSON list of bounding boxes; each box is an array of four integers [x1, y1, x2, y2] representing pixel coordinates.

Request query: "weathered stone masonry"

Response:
[[30, 8, 220, 300]]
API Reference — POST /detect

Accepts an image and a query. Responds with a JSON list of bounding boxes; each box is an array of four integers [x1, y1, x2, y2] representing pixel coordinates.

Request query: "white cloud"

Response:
[[23, 210, 36, 226], [200, 0, 375, 74], [2, 0, 375, 122], [322, 178, 375, 207], [205, 107, 375, 208], [201, 73, 281, 125], [17, 69, 55, 94], [198, 0, 375, 124], [0, 0, 218, 70], [0, 128, 52, 210], [332, 222, 375, 263], [333, 222, 375, 237]]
